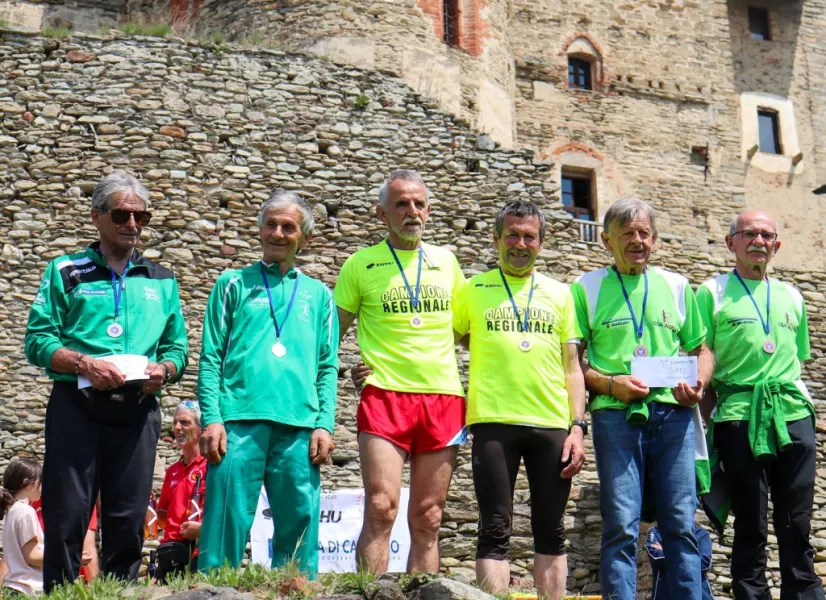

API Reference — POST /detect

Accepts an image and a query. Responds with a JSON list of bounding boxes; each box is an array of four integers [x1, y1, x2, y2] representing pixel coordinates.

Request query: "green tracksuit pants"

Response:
[[199, 421, 320, 575]]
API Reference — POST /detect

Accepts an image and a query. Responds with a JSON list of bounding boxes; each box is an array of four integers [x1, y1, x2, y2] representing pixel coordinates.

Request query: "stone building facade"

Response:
[[0, 1, 824, 598]]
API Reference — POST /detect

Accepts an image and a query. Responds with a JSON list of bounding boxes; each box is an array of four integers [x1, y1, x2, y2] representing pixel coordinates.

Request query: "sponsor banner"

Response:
[[251, 487, 411, 573]]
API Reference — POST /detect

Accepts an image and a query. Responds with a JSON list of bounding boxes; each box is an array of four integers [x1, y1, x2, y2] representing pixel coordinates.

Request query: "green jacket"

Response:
[[25, 242, 189, 382], [197, 262, 339, 432]]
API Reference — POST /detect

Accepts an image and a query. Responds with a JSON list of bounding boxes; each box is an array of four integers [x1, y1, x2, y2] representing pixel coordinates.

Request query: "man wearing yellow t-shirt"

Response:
[[334, 169, 466, 574], [453, 201, 586, 599]]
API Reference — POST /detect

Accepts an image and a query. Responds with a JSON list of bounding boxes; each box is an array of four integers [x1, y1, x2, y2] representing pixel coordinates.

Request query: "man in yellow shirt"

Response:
[[334, 170, 466, 574], [453, 201, 586, 599]]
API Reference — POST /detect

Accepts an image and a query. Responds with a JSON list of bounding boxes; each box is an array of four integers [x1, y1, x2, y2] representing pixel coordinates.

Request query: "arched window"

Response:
[[563, 34, 604, 92]]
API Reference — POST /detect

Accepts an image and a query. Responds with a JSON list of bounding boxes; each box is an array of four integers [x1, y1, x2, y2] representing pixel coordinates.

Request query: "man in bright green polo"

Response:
[[572, 197, 713, 599], [698, 211, 824, 600], [197, 190, 339, 576]]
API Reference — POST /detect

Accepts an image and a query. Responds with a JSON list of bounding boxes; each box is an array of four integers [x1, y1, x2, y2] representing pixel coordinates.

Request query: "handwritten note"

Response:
[[630, 356, 697, 388], [78, 354, 149, 389]]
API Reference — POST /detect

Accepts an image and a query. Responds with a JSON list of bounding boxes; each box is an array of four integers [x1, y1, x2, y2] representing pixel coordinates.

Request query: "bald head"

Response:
[[729, 211, 778, 236]]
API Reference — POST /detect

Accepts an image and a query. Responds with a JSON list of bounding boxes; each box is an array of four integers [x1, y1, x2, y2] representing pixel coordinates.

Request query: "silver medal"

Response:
[[762, 340, 776, 354], [633, 344, 649, 358], [272, 341, 287, 357], [519, 339, 532, 352], [107, 322, 123, 338], [410, 315, 423, 328]]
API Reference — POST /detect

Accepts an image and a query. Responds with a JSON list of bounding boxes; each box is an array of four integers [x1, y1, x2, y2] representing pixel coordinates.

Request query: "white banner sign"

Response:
[[251, 487, 411, 573]]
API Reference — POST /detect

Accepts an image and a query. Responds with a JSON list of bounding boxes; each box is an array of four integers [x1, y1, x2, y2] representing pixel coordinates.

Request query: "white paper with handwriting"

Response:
[[630, 356, 697, 388]]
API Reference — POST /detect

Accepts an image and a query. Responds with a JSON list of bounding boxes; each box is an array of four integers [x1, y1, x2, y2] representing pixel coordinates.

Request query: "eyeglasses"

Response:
[[732, 229, 777, 243], [105, 210, 152, 227]]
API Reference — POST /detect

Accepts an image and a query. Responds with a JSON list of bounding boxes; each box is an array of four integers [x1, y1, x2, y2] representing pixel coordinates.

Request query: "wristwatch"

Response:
[[569, 419, 589, 436]]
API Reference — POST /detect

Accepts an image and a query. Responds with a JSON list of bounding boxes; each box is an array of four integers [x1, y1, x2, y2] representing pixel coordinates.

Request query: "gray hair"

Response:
[[495, 201, 547, 242], [174, 401, 201, 429], [603, 198, 657, 235], [258, 190, 315, 236], [378, 169, 431, 208], [91, 171, 150, 211]]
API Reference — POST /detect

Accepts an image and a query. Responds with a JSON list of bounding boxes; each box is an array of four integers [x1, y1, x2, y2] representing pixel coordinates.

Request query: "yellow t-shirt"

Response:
[[334, 239, 466, 396], [454, 269, 581, 429]]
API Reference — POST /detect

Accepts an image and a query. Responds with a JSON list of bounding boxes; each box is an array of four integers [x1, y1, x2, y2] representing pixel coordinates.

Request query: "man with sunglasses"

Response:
[[698, 211, 824, 600], [24, 171, 188, 591]]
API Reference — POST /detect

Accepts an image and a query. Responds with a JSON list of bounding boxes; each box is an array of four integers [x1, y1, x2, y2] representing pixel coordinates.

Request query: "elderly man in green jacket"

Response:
[[197, 190, 339, 576], [698, 211, 824, 600]]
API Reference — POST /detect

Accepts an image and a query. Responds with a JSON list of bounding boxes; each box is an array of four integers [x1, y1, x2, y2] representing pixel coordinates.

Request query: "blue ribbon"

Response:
[[499, 268, 535, 333], [386, 239, 423, 311], [612, 266, 648, 341], [733, 269, 770, 335], [98, 250, 131, 320], [260, 262, 301, 341]]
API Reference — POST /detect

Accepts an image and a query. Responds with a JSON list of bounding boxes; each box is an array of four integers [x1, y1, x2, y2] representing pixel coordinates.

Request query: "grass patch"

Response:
[[354, 93, 371, 110], [320, 569, 376, 595], [117, 21, 173, 37], [42, 25, 72, 39], [0, 19, 8, 28]]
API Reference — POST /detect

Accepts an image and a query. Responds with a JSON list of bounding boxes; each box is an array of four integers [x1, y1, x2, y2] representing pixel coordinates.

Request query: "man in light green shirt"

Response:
[[572, 198, 712, 600], [197, 191, 339, 576], [698, 211, 823, 600]]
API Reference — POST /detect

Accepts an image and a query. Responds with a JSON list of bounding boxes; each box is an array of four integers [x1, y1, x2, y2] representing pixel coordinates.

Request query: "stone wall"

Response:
[[0, 31, 825, 598]]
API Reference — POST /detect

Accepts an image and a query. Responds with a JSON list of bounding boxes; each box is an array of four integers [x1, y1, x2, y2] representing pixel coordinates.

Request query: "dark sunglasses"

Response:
[[106, 209, 152, 227]]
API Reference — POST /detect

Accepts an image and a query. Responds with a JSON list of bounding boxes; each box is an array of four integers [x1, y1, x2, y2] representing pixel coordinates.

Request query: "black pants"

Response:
[[715, 418, 825, 600], [42, 382, 160, 592], [471, 423, 571, 559]]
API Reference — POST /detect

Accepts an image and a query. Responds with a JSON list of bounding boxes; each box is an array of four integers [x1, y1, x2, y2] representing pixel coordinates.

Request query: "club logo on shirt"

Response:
[[144, 286, 160, 302], [381, 285, 450, 314], [69, 265, 96, 278], [484, 306, 557, 334], [778, 312, 798, 333], [727, 317, 758, 327], [602, 317, 632, 329], [366, 261, 393, 270], [652, 309, 679, 333]]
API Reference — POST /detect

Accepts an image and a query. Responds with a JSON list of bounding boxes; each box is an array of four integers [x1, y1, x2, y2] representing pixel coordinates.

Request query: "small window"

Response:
[[757, 109, 781, 154], [443, 0, 460, 47], [568, 57, 592, 90], [748, 7, 771, 41]]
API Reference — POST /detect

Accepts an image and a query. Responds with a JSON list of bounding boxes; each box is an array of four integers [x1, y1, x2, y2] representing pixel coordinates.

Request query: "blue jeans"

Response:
[[592, 403, 701, 600]]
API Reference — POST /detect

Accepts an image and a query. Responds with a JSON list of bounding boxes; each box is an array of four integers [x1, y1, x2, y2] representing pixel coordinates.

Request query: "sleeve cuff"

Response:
[[41, 341, 65, 368]]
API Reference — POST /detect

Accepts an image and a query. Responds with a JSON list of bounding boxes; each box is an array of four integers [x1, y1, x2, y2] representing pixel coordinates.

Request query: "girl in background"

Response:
[[1, 457, 44, 596]]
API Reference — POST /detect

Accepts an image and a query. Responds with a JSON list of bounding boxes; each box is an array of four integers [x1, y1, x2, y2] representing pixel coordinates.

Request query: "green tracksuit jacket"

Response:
[[197, 262, 339, 432], [25, 242, 189, 380]]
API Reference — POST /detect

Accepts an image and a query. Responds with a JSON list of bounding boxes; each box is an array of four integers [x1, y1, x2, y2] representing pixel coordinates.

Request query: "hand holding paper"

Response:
[[630, 356, 698, 388], [78, 354, 150, 389]]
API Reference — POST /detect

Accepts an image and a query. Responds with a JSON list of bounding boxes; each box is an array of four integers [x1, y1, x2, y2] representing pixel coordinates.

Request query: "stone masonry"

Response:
[[0, 30, 825, 599]]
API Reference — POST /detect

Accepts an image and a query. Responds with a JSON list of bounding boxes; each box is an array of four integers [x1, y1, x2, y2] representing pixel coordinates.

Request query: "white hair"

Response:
[[378, 169, 430, 208], [603, 198, 657, 235], [257, 190, 315, 235], [174, 401, 201, 428], [91, 171, 150, 211]]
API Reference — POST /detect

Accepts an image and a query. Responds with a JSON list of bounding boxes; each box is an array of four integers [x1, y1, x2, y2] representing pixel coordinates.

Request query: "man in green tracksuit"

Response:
[[24, 171, 189, 591], [197, 190, 339, 576], [698, 211, 824, 600]]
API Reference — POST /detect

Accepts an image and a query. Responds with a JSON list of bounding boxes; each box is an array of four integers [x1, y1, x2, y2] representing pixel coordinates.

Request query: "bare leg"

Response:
[[407, 446, 458, 573], [476, 558, 510, 595], [356, 434, 406, 574], [534, 553, 567, 600]]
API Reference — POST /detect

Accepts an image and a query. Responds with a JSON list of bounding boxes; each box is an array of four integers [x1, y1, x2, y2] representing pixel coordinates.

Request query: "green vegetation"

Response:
[[354, 93, 371, 110], [320, 568, 376, 595], [41, 25, 72, 39], [0, 19, 8, 28], [117, 21, 173, 37]]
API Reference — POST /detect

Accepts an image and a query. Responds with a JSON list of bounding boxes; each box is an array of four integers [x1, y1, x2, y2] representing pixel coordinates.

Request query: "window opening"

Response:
[[568, 57, 592, 90], [757, 109, 781, 154], [748, 7, 771, 41], [443, 0, 460, 47]]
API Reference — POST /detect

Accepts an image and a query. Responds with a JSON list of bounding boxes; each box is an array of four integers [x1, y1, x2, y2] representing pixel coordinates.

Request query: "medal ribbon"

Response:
[[733, 269, 770, 335], [260, 263, 301, 341], [386, 239, 423, 311], [612, 266, 648, 341], [98, 249, 131, 321], [499, 268, 535, 333]]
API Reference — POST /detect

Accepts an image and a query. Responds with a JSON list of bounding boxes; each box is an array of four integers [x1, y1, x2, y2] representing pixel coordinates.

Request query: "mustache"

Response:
[[746, 245, 768, 254]]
